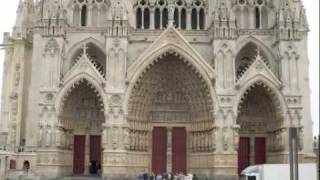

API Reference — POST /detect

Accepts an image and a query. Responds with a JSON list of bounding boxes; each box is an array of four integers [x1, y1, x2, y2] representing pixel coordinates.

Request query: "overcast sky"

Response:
[[0, 0, 318, 135]]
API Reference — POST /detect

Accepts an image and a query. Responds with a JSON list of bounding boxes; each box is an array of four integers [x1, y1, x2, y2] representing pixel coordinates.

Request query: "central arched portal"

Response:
[[128, 52, 215, 174], [60, 79, 105, 176]]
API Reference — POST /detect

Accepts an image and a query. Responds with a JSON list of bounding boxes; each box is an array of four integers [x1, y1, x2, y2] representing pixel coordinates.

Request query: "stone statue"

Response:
[[123, 128, 130, 150], [14, 63, 21, 87], [168, 3, 175, 27], [46, 128, 51, 147], [223, 127, 229, 151]]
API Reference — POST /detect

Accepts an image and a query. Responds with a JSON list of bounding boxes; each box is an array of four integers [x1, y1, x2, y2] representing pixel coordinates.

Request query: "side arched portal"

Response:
[[236, 81, 285, 174], [127, 52, 215, 174], [58, 78, 105, 176]]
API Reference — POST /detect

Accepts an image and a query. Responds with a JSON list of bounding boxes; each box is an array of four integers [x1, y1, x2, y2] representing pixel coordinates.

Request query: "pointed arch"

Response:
[[81, 5, 87, 26], [125, 45, 217, 115], [64, 37, 106, 74], [55, 73, 106, 116], [92, 5, 99, 27], [233, 75, 288, 121], [73, 5, 80, 26], [127, 28, 214, 82], [67, 37, 106, 60], [235, 36, 279, 77], [236, 36, 277, 62], [125, 27, 217, 114], [261, 6, 268, 28]]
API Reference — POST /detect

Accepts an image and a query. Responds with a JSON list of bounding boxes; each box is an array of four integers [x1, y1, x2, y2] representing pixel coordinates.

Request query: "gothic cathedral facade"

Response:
[[0, 0, 316, 179]]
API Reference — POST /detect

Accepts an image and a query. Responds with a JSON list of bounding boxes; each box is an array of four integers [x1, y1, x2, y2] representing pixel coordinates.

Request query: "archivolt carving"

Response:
[[236, 44, 271, 80], [127, 27, 215, 83], [236, 81, 284, 135], [128, 52, 214, 153], [63, 39, 106, 77], [44, 38, 60, 57], [235, 37, 279, 79], [68, 46, 105, 78], [58, 79, 105, 131]]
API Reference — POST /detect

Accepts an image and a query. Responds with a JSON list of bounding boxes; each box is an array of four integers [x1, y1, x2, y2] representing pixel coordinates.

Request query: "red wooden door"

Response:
[[172, 127, 187, 174], [73, 135, 85, 174], [238, 137, 250, 174], [152, 127, 167, 174], [255, 137, 266, 165], [90, 136, 101, 165]]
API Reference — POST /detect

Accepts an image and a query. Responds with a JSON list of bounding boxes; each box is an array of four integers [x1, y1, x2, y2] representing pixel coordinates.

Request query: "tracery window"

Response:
[[234, 0, 270, 29], [173, 0, 187, 29], [135, 0, 205, 30], [255, 7, 260, 29], [81, 5, 87, 26], [135, 0, 150, 29], [191, 0, 205, 30], [72, 0, 109, 27], [162, 8, 169, 28], [154, 0, 168, 29]]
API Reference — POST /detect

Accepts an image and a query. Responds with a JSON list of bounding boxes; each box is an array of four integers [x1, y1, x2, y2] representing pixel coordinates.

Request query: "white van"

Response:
[[240, 163, 317, 180]]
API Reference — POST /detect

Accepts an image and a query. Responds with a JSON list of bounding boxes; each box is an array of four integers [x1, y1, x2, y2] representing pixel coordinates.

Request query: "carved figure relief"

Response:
[[222, 127, 229, 151], [14, 63, 21, 87], [44, 38, 60, 57]]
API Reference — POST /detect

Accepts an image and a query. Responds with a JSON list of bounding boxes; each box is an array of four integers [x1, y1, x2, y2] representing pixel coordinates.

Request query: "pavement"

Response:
[[55, 176, 102, 180]]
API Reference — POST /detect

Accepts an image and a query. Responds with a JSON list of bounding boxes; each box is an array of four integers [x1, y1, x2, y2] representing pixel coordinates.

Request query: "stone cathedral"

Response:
[[0, 0, 316, 179]]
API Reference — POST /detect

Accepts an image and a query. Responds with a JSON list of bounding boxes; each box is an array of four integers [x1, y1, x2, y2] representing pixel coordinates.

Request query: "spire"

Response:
[[13, 0, 34, 38], [15, 0, 25, 27]]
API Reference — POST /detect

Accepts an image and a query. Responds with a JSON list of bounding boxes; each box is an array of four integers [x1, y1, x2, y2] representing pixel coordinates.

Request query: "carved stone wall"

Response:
[[60, 79, 105, 131]]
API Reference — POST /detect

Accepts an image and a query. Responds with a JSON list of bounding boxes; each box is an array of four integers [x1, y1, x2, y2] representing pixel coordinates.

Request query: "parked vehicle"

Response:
[[240, 163, 317, 180]]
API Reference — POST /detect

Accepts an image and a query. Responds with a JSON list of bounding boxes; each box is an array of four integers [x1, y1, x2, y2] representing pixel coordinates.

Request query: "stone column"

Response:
[[160, 9, 163, 29], [0, 155, 6, 178], [166, 127, 172, 172], [186, 9, 191, 30], [84, 132, 90, 175], [150, 8, 155, 30], [87, 5, 93, 27], [249, 7, 255, 29], [196, 9, 200, 30], [142, 8, 145, 29], [249, 136, 255, 165]]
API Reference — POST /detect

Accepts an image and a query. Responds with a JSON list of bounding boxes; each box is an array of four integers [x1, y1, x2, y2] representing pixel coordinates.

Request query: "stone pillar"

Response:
[[150, 8, 155, 30], [166, 127, 172, 172], [87, 5, 93, 27], [84, 132, 90, 175], [249, 7, 255, 29], [0, 155, 7, 179], [212, 108, 238, 179], [196, 9, 200, 30], [142, 9, 145, 29], [249, 136, 255, 165], [186, 9, 191, 30], [160, 9, 163, 29]]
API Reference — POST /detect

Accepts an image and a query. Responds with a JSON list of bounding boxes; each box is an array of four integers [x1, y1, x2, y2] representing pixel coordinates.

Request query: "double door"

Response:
[[238, 137, 266, 174], [73, 135, 101, 175], [152, 127, 187, 174]]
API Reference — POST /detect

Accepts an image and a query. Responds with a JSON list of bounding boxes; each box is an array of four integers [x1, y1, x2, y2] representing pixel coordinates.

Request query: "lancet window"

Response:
[[191, 0, 205, 30], [135, 0, 150, 29], [234, 0, 270, 29], [135, 0, 206, 30], [72, 0, 109, 27]]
